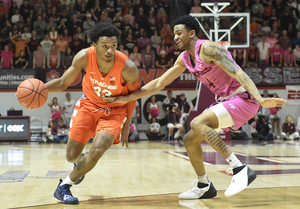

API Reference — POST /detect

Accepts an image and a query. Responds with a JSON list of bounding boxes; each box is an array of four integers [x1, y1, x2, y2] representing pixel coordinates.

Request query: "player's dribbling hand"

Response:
[[103, 96, 128, 104], [121, 126, 130, 148], [260, 97, 287, 108]]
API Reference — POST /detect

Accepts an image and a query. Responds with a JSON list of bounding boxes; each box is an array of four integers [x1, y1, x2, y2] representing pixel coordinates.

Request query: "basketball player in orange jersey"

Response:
[[45, 23, 140, 204]]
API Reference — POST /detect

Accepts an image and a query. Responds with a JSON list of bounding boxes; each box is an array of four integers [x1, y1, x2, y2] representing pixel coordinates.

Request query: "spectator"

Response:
[[40, 34, 54, 56], [11, 9, 20, 24], [156, 7, 168, 29], [281, 115, 299, 141], [129, 123, 139, 142], [151, 29, 161, 49], [70, 33, 85, 54], [233, 49, 246, 67], [62, 47, 74, 68], [103, 0, 115, 19], [270, 43, 284, 67], [49, 26, 59, 44], [55, 34, 69, 55], [167, 103, 183, 141], [271, 21, 281, 39], [292, 31, 300, 48], [280, 5, 293, 31], [83, 13, 95, 40], [69, 14, 83, 35], [9, 24, 21, 38], [260, 20, 271, 35], [252, 31, 263, 46], [46, 17, 57, 34], [170, 41, 182, 66], [141, 45, 155, 69], [284, 47, 294, 67], [0, 1, 8, 20], [137, 31, 152, 53], [126, 7, 135, 27], [0, 45, 14, 68], [50, 6, 60, 23], [251, 115, 273, 140], [261, 90, 270, 119], [250, 17, 260, 34], [76, 26, 86, 42], [27, 30, 40, 68], [254, 7, 264, 26], [129, 46, 142, 68], [264, 1, 272, 18], [156, 50, 170, 69], [48, 97, 63, 113], [270, 93, 281, 139], [179, 93, 194, 126], [62, 92, 76, 127], [135, 7, 148, 29], [47, 44, 61, 68], [33, 45, 45, 69], [146, 117, 165, 140], [60, 9, 70, 25], [112, 11, 123, 30], [160, 23, 173, 46], [287, 23, 295, 41], [266, 31, 278, 49], [14, 50, 28, 68], [63, 28, 72, 44], [147, 95, 160, 121], [46, 120, 54, 143], [190, 0, 203, 13], [278, 30, 292, 50], [35, 26, 45, 41], [293, 44, 300, 67], [33, 15, 46, 32], [10, 34, 30, 57], [257, 35, 270, 66], [52, 118, 68, 143], [252, 0, 264, 15], [163, 90, 177, 113], [68, 3, 77, 20], [118, 43, 129, 57], [156, 39, 169, 55], [100, 11, 112, 23]]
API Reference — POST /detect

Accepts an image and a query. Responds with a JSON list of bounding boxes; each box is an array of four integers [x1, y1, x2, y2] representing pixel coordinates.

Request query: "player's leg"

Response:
[[65, 139, 85, 163]]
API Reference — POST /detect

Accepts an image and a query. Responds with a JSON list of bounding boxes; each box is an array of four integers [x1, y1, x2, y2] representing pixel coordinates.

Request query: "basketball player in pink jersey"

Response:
[[104, 15, 287, 198]]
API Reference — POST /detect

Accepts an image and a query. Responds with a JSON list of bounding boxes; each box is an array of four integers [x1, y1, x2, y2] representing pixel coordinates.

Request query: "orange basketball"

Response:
[[16, 78, 48, 110]]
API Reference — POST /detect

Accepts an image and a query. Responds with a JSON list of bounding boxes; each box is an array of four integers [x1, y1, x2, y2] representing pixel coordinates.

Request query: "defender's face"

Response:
[[95, 36, 118, 62], [174, 24, 190, 50]]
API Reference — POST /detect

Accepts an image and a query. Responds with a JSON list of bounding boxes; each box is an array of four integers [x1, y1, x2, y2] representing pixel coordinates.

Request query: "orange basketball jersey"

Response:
[[82, 46, 130, 107]]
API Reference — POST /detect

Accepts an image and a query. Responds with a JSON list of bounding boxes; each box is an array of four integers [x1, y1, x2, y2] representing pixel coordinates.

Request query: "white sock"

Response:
[[226, 153, 243, 168], [197, 173, 210, 184], [60, 175, 75, 186]]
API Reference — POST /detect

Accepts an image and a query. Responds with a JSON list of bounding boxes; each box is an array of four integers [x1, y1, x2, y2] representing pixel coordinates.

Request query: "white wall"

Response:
[[0, 89, 299, 135]]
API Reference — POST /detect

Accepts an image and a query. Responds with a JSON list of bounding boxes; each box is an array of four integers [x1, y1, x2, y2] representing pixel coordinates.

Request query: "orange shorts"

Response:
[[69, 96, 127, 144]]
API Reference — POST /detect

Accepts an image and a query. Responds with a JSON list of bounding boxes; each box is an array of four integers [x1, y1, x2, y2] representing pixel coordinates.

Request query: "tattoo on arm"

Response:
[[206, 129, 229, 154]]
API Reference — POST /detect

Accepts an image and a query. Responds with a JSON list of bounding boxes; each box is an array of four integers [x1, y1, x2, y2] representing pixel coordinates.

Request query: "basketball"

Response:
[[16, 78, 48, 110]]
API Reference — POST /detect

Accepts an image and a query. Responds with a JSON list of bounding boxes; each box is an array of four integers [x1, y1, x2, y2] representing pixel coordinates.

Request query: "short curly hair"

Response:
[[173, 15, 200, 36], [88, 22, 120, 43]]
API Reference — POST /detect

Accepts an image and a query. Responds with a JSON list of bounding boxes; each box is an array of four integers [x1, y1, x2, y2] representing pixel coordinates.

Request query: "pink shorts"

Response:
[[211, 92, 259, 131]]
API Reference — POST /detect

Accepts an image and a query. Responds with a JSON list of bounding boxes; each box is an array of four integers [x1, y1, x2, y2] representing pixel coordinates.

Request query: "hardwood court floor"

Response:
[[0, 139, 300, 209]]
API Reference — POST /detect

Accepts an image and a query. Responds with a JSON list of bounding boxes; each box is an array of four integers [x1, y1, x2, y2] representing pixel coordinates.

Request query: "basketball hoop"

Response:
[[218, 41, 231, 49]]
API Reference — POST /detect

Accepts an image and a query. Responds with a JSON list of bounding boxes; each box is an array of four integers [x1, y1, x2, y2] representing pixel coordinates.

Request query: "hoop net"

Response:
[[218, 41, 231, 49]]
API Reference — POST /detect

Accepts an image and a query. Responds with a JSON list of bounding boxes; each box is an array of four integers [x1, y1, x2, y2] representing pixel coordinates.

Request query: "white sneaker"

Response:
[[179, 181, 217, 199], [225, 165, 256, 197]]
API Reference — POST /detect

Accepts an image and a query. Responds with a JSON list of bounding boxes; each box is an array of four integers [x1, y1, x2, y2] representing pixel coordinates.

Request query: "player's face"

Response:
[[174, 25, 191, 50], [95, 36, 118, 62]]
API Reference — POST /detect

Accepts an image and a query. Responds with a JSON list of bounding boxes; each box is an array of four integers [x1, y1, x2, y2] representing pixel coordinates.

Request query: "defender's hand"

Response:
[[260, 98, 287, 108]]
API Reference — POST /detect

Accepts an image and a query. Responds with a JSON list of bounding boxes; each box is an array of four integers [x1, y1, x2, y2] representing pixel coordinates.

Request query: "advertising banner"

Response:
[[0, 68, 35, 89], [45, 68, 84, 89], [286, 85, 300, 105]]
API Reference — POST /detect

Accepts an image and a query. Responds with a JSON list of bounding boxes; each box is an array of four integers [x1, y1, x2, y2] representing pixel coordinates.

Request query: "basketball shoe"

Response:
[[225, 164, 257, 197], [179, 181, 217, 199], [73, 152, 88, 185], [54, 179, 78, 204]]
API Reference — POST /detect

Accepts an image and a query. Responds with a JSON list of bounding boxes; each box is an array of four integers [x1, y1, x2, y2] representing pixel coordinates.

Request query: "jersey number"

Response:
[[93, 86, 112, 98]]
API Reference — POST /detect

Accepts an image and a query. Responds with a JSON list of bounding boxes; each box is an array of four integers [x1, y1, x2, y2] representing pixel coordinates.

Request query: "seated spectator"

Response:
[[40, 34, 54, 56], [62, 47, 74, 69], [270, 93, 281, 139], [293, 44, 300, 67], [266, 31, 278, 49], [141, 45, 155, 69], [281, 115, 299, 141], [270, 43, 283, 67], [129, 123, 139, 142], [47, 45, 61, 68], [71, 33, 85, 54], [156, 50, 170, 69], [129, 46, 142, 68], [146, 117, 165, 140], [284, 47, 294, 67], [33, 45, 45, 69], [156, 39, 169, 55], [10, 34, 30, 57], [167, 103, 183, 141], [231, 127, 249, 140], [251, 115, 273, 140], [151, 29, 161, 49], [63, 29, 72, 44], [49, 26, 59, 43], [52, 118, 68, 143], [257, 35, 270, 66], [278, 30, 292, 50], [46, 120, 54, 143], [137, 31, 152, 53], [119, 44, 129, 57], [14, 50, 28, 68], [0, 45, 14, 69]]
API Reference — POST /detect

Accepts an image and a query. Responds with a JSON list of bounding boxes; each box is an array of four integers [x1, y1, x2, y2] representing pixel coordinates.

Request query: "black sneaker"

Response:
[[54, 179, 78, 204]]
